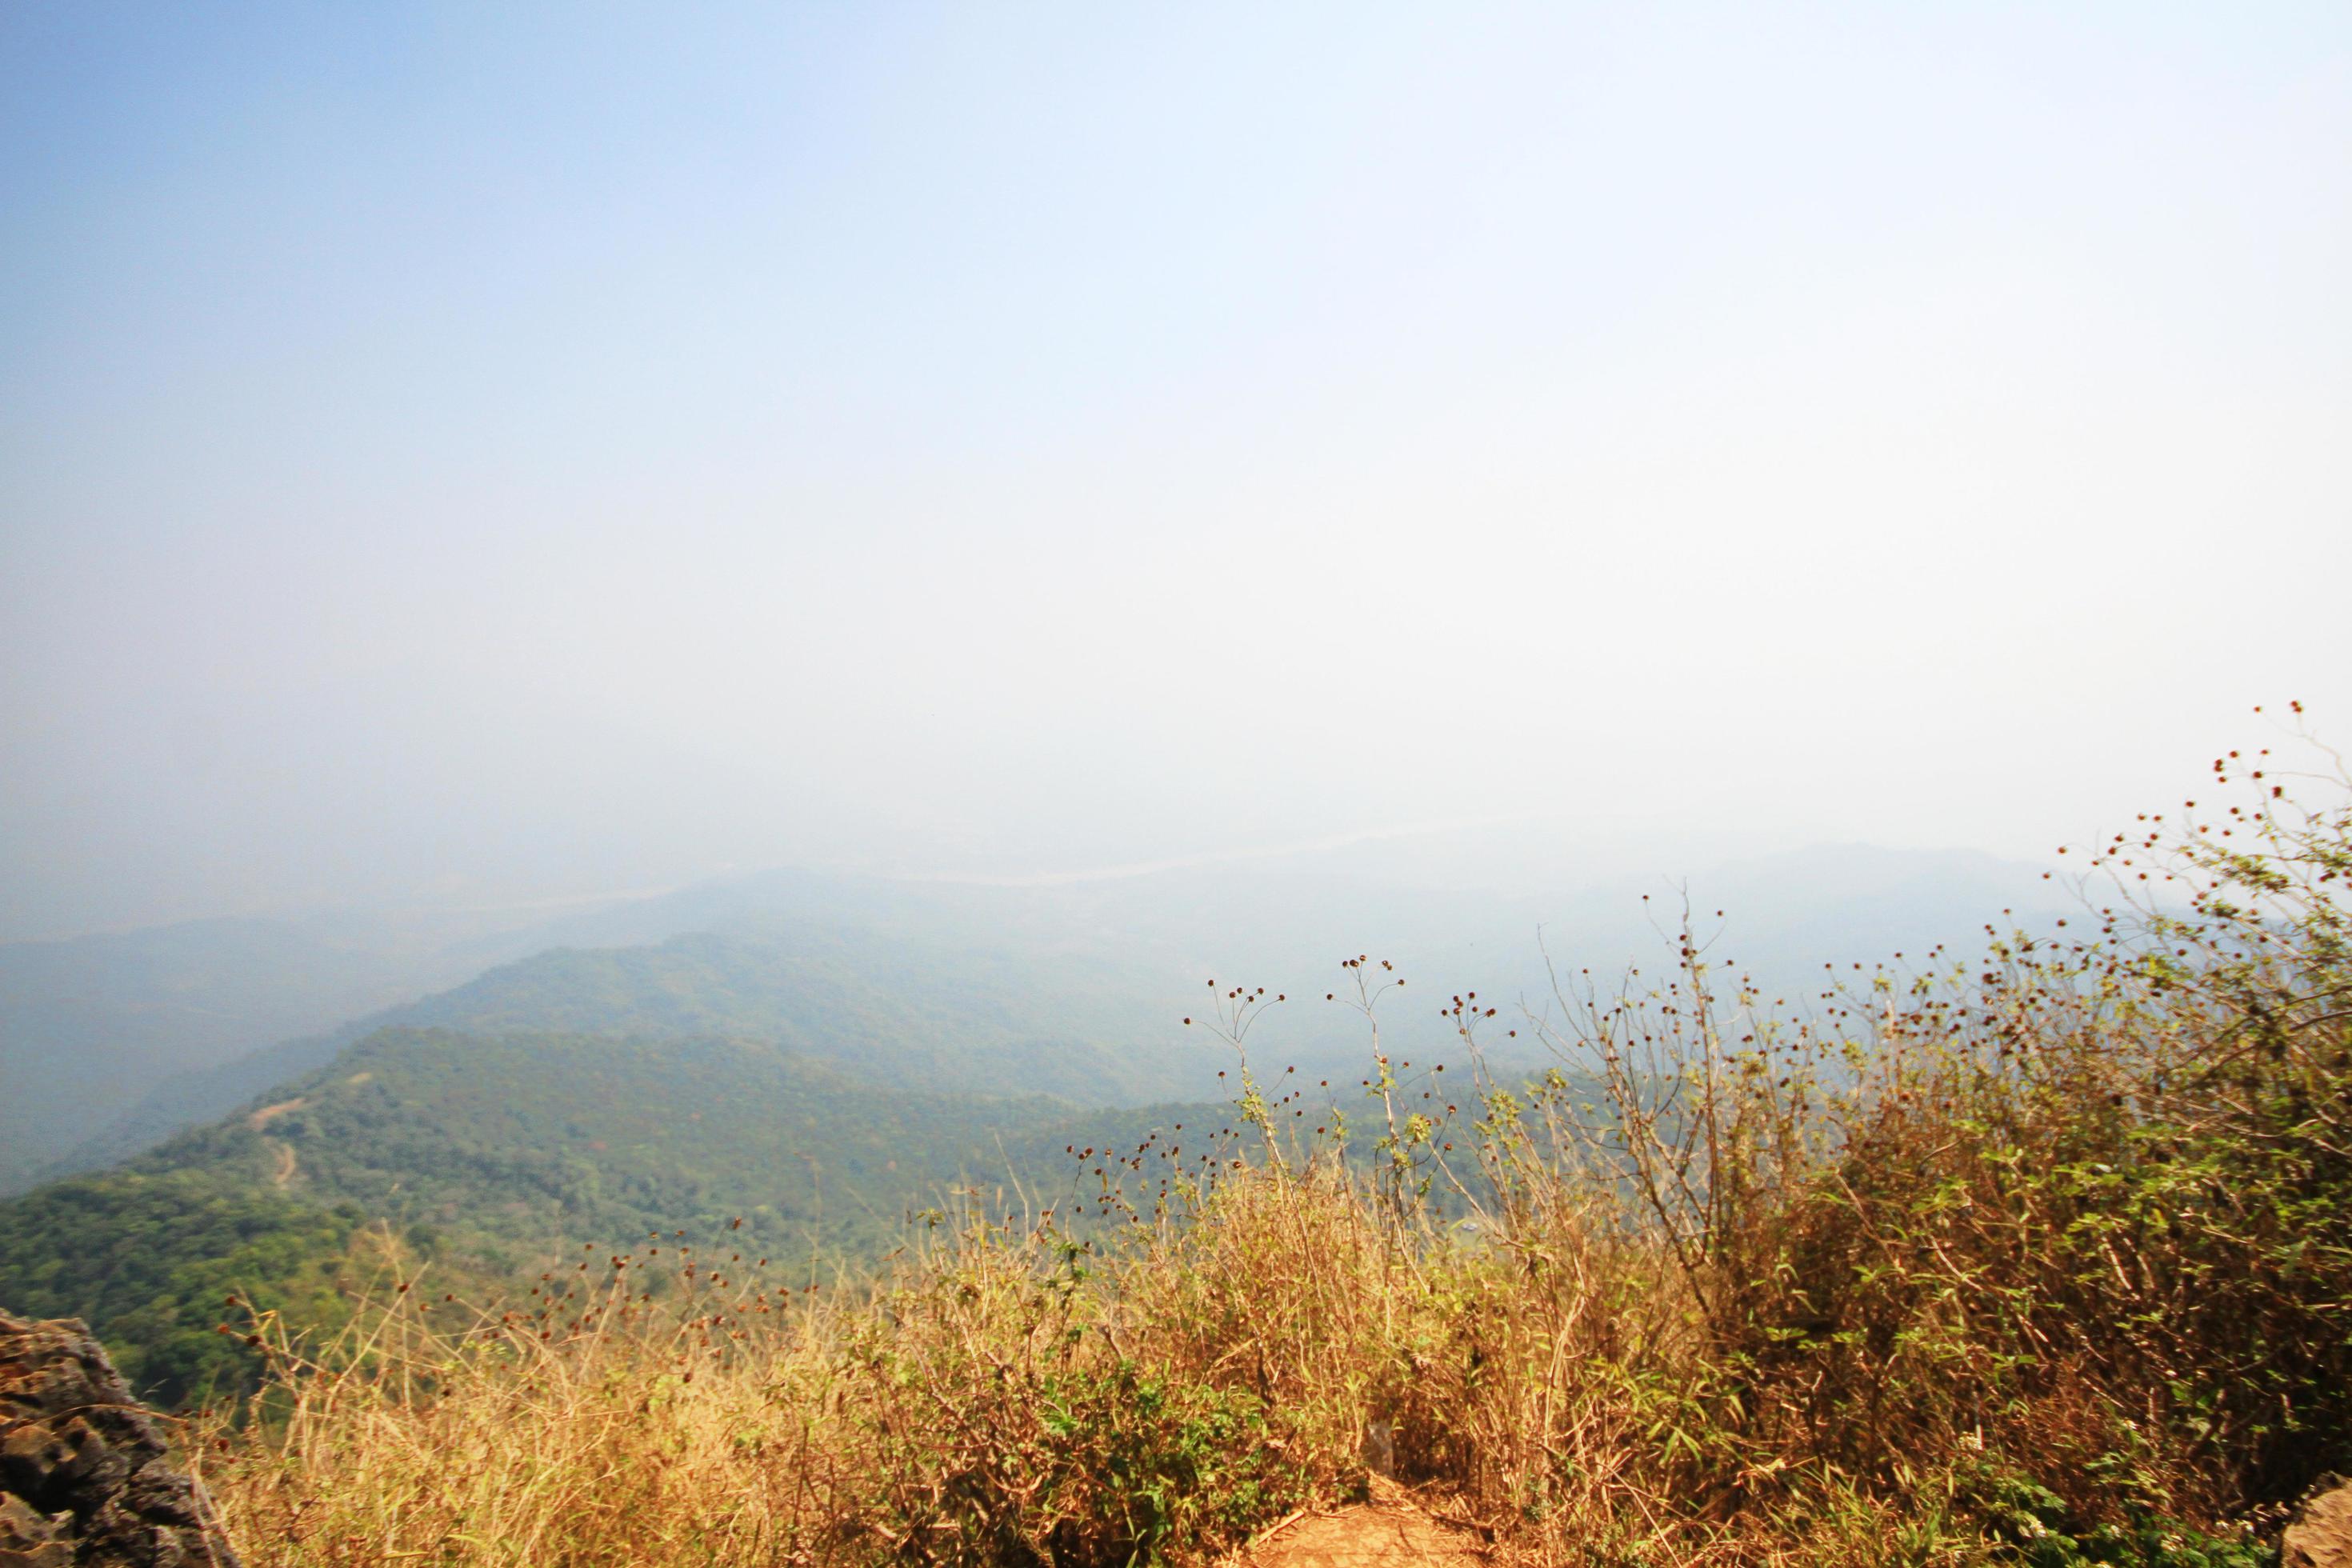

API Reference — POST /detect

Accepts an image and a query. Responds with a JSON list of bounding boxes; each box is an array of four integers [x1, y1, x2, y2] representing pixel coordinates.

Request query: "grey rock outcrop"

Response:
[[0, 1311, 240, 1568]]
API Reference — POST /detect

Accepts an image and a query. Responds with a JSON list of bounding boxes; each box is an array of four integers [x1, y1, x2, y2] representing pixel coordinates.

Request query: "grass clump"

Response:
[[194, 717, 2350, 1565]]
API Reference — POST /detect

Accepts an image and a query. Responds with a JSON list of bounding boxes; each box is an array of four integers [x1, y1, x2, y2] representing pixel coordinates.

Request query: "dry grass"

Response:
[[199, 1167, 1708, 1568], [194, 720, 2351, 1567]]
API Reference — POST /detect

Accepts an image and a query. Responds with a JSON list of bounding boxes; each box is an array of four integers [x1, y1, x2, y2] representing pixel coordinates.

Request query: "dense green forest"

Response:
[[0, 1174, 369, 1406], [0, 1015, 1507, 1404], [1, 851, 2054, 1409], [0, 1026, 1230, 1402], [20, 846, 2068, 1190], [127, 1027, 1086, 1259], [0, 914, 499, 1190], [45, 920, 1202, 1186]]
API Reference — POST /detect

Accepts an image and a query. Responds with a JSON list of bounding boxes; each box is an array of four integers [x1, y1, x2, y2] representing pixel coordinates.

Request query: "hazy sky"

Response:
[[4, 3, 2349, 939]]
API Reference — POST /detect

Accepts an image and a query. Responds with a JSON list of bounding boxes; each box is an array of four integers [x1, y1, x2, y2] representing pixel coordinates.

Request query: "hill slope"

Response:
[[0, 1026, 1093, 1402], [0, 915, 474, 1190], [45, 919, 1198, 1185], [0, 901, 698, 1192], [18, 843, 2070, 1189]]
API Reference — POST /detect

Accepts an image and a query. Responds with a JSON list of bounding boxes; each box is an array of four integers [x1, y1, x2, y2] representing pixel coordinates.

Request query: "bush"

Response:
[[198, 718, 2349, 1566]]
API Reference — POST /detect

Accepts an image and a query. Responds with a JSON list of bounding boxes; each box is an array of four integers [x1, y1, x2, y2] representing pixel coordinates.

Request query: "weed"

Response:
[[195, 714, 2350, 1566]]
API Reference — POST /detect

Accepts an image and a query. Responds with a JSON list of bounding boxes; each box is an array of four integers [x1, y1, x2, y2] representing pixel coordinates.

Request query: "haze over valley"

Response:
[[2, 8, 2348, 1562]]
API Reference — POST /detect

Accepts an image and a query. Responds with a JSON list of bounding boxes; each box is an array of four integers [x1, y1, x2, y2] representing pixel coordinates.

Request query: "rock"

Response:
[[2286, 1475, 2352, 1568], [0, 1310, 241, 1567], [1, 1490, 76, 1568]]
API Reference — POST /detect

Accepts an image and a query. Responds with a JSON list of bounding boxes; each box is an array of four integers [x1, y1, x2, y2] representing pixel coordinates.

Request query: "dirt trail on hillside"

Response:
[[266, 1137, 297, 1188], [1242, 1494, 1486, 1568]]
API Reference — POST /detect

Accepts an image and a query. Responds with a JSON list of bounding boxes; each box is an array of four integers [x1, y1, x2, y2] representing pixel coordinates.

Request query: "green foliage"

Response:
[[391, 926, 1178, 1105], [1030, 1364, 1306, 1566], [0, 1170, 365, 1405], [1968, 1465, 2274, 1568], [0, 1029, 1102, 1403], [136, 1028, 1082, 1265], [1488, 721, 2352, 1546], [42, 914, 1222, 1191]]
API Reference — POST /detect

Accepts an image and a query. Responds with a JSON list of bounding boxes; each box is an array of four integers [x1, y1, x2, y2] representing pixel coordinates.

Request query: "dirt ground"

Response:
[[1240, 1490, 1488, 1568]]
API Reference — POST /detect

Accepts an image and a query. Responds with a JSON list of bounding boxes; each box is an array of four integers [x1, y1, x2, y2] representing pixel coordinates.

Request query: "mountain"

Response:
[[0, 905, 646, 1191], [138, 1026, 1082, 1261], [0, 838, 2080, 1404], [43, 919, 1199, 1185], [0, 915, 453, 1191], [0, 1025, 1090, 1403], [20, 842, 2074, 1190], [0, 1013, 1511, 1406]]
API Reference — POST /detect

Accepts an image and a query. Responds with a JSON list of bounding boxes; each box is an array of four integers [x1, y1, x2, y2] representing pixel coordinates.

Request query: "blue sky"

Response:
[[4, 3, 2349, 937]]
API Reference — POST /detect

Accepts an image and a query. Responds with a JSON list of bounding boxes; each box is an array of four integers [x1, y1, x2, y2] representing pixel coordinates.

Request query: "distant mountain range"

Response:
[[3, 841, 2070, 1194], [0, 840, 2078, 1402], [42, 921, 1182, 1186], [0, 1025, 1109, 1402]]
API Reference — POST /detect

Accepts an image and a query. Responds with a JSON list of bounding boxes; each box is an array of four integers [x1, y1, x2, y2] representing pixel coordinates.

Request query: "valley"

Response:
[[0, 842, 2067, 1406]]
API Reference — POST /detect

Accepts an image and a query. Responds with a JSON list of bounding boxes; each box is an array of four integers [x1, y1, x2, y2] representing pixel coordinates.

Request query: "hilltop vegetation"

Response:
[[0, 1174, 367, 1407], [0, 906, 1529, 1405], [0, 1027, 1119, 1402], [0, 913, 497, 1190], [0, 999, 1497, 1407], [36, 918, 1187, 1188], [186, 734, 2352, 1566], [19, 846, 2070, 1191], [126, 1026, 1082, 1261]]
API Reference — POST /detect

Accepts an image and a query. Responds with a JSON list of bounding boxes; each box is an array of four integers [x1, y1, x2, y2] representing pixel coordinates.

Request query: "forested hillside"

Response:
[[186, 750, 2352, 1568], [0, 1026, 1115, 1401], [17, 845, 2070, 1190], [0, 914, 488, 1190], [0, 1174, 366, 1406], [1, 846, 2070, 1408], [38, 918, 1183, 1186]]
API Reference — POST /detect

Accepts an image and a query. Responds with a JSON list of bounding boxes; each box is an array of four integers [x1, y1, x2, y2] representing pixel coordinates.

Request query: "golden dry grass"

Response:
[[192, 729, 2350, 1567]]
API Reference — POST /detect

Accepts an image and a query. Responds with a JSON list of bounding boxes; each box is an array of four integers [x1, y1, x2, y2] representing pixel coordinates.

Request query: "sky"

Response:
[[3, 2, 2348, 941]]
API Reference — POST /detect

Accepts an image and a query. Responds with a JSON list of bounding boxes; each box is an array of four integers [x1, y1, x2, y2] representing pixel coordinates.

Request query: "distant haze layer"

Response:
[[0, 838, 2070, 1193], [3, 3, 2347, 938]]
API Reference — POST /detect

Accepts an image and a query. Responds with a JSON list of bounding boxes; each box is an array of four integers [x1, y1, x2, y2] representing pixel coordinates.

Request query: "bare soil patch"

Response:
[[1242, 1492, 1486, 1568]]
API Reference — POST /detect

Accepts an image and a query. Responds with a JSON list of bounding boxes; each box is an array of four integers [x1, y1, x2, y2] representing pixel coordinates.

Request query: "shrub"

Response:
[[198, 717, 2348, 1565]]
